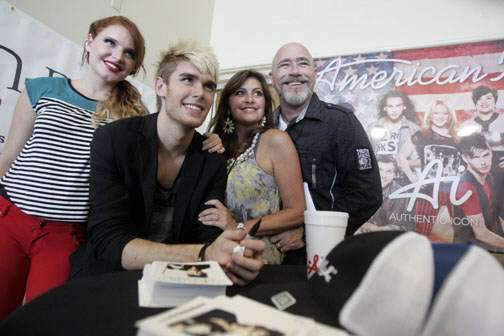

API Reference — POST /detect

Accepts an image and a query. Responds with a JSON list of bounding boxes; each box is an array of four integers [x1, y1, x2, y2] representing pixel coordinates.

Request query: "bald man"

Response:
[[270, 42, 382, 238]]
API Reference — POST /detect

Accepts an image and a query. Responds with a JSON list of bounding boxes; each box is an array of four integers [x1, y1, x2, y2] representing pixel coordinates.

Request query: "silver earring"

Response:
[[259, 116, 266, 127], [223, 117, 235, 134]]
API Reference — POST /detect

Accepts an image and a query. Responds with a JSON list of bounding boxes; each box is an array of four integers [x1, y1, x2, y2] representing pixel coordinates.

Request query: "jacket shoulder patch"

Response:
[[356, 148, 372, 170]]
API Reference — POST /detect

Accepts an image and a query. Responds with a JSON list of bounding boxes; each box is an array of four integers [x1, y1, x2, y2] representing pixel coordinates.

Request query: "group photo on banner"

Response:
[[313, 40, 504, 251]]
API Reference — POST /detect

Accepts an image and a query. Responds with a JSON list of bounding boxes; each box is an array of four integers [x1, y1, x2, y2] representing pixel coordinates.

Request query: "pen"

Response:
[[248, 218, 261, 237]]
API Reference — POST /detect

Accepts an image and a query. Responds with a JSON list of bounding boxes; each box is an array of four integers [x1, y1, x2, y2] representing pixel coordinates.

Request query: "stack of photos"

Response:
[[138, 261, 232, 308], [136, 295, 348, 336]]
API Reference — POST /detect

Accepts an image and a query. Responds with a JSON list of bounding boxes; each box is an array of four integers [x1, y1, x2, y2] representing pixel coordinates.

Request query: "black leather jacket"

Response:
[[276, 94, 382, 235]]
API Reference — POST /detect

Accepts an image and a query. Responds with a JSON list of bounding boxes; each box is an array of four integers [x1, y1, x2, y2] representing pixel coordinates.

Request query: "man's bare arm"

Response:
[[468, 214, 504, 248]]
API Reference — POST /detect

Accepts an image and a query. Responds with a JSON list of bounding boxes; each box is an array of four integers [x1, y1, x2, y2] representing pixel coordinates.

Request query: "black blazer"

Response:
[[77, 113, 226, 275]]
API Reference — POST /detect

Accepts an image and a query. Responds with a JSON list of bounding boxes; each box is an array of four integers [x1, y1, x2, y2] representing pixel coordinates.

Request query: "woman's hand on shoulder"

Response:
[[202, 133, 225, 154]]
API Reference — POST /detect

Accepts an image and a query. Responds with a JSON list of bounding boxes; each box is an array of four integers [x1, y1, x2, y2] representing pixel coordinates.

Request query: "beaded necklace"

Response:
[[227, 132, 260, 172]]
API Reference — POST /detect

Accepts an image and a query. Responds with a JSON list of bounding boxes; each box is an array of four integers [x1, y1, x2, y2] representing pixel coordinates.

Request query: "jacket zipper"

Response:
[[311, 159, 317, 189], [330, 167, 337, 209]]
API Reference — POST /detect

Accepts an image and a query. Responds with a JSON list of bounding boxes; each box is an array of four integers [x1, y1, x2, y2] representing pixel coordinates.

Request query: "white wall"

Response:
[[8, 0, 216, 86], [9, 0, 503, 78], [210, 0, 504, 70]]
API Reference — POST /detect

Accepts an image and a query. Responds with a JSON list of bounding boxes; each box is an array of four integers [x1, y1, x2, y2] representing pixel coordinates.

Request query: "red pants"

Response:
[[0, 196, 85, 319]]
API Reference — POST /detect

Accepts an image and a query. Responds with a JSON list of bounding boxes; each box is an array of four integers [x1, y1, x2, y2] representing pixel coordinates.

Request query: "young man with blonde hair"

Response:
[[77, 41, 264, 284]]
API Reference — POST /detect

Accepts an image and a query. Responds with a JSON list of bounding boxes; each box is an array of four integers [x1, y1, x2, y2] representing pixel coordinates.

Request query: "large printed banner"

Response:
[[0, 1, 156, 152], [314, 40, 504, 251]]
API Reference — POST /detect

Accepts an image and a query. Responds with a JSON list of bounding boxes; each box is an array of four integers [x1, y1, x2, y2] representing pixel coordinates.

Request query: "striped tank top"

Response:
[[1, 77, 102, 223]]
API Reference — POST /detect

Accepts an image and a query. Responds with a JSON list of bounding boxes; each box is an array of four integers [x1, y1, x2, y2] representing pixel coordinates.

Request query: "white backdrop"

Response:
[[0, 1, 156, 152], [211, 0, 504, 71]]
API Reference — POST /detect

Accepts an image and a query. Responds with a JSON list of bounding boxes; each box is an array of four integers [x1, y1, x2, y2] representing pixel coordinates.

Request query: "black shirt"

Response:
[[148, 181, 178, 242]]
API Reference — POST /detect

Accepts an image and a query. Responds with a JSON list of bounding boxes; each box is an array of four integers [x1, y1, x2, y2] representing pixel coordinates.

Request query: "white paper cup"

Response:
[[304, 210, 348, 278]]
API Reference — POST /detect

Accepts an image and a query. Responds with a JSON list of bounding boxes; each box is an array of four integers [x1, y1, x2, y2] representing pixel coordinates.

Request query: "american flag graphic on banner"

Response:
[[313, 40, 504, 251]]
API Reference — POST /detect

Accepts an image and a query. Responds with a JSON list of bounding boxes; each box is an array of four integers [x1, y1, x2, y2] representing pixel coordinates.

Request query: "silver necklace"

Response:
[[227, 132, 260, 172]]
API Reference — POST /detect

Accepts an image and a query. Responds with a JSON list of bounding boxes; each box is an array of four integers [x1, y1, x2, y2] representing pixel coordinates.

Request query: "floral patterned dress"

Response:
[[226, 134, 283, 264]]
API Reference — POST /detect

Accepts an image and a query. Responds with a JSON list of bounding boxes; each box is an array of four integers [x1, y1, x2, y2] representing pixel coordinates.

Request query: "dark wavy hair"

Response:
[[472, 85, 498, 105], [209, 70, 274, 159], [459, 133, 490, 158], [377, 90, 416, 122]]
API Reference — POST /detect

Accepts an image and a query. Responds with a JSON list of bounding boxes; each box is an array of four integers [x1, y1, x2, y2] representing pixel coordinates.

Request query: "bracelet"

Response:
[[197, 242, 211, 262]]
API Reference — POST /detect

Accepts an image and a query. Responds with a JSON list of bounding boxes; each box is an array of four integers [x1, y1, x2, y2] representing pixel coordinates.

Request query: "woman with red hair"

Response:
[[0, 16, 148, 318]]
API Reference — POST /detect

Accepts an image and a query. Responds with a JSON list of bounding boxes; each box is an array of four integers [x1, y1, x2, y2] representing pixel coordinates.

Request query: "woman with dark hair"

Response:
[[0, 16, 148, 317], [198, 70, 305, 264]]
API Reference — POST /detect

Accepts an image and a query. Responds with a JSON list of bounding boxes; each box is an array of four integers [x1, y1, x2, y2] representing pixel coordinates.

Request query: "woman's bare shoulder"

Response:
[[262, 129, 293, 148]]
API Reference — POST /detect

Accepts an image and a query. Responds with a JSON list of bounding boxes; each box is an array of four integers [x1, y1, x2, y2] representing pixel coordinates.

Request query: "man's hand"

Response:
[[202, 133, 225, 153], [270, 226, 304, 252], [198, 199, 237, 230], [205, 229, 265, 285]]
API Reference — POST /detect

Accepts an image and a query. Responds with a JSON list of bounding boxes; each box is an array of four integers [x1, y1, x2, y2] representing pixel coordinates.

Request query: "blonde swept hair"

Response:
[[155, 40, 219, 111]]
